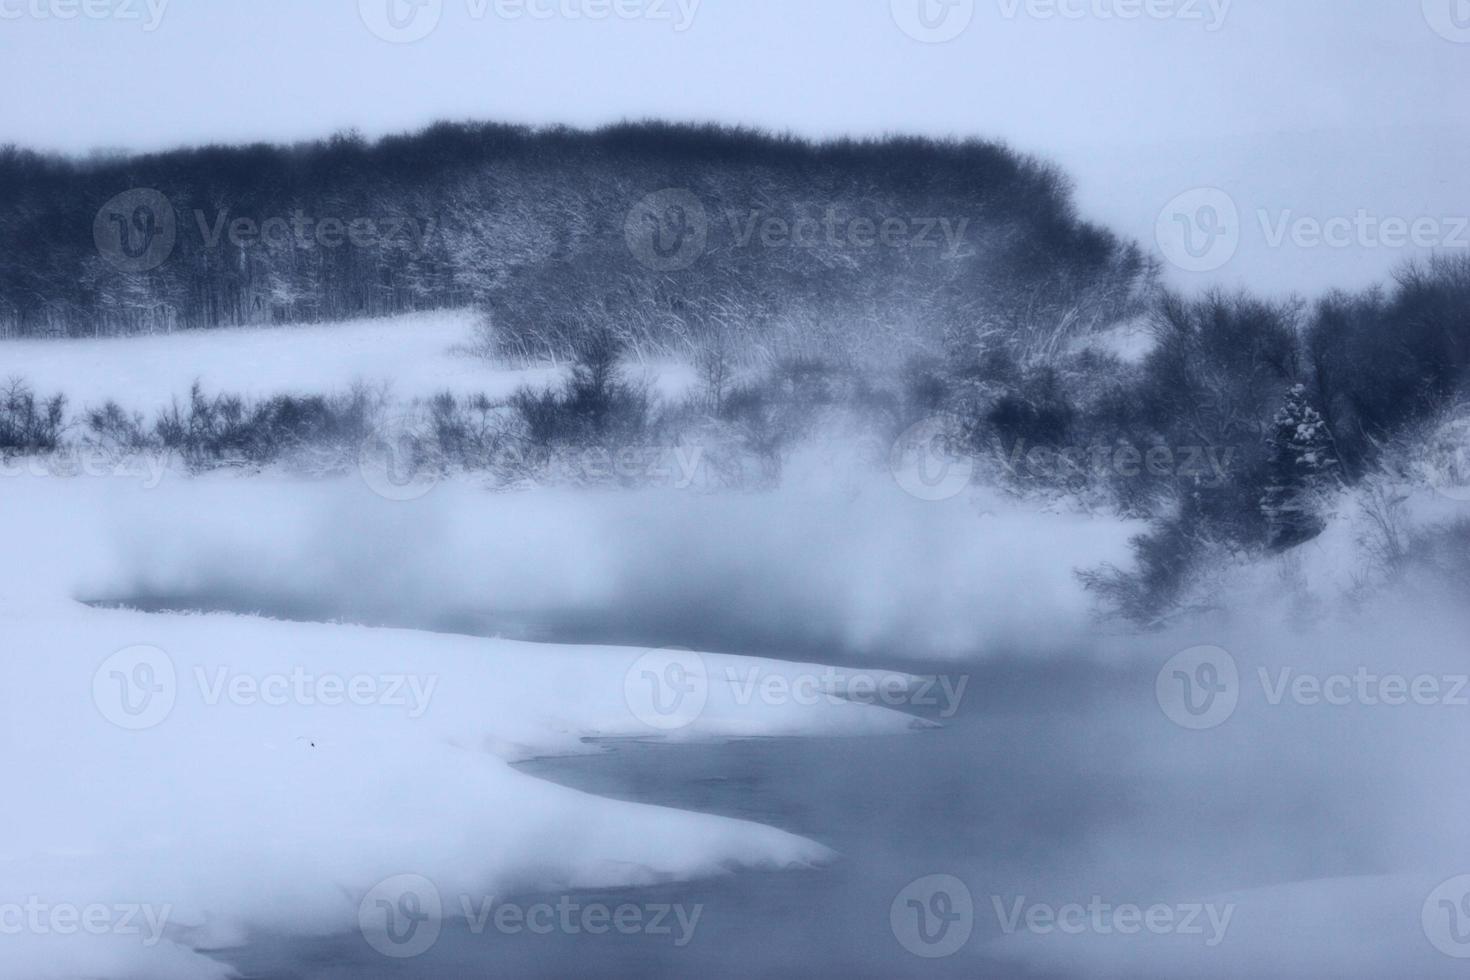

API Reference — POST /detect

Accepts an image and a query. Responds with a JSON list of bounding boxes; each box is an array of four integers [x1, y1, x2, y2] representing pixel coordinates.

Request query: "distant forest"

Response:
[[0, 120, 1152, 361]]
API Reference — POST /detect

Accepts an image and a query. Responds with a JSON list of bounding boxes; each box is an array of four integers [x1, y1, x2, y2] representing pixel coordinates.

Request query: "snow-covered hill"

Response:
[[1, 598, 931, 978]]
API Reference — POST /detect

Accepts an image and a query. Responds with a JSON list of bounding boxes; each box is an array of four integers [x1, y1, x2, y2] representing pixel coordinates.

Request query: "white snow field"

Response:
[[0, 310, 696, 410], [0, 601, 924, 979]]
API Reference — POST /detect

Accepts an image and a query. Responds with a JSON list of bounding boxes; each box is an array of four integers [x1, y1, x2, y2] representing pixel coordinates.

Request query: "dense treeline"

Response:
[[1049, 255, 1470, 621], [0, 121, 1151, 356]]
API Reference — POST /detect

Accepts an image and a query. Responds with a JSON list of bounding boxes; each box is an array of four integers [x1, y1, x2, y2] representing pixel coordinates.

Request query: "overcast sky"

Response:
[[2, 0, 1466, 294]]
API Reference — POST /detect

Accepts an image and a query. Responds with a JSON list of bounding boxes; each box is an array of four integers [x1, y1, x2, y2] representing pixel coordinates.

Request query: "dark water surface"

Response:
[[94, 597, 1379, 978]]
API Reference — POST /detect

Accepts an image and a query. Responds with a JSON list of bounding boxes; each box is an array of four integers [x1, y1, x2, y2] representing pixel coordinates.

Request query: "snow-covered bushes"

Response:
[[0, 379, 66, 456], [509, 329, 651, 450], [152, 383, 383, 472]]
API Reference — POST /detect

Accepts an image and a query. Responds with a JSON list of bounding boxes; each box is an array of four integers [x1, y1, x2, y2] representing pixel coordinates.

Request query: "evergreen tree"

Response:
[[1261, 384, 1338, 549]]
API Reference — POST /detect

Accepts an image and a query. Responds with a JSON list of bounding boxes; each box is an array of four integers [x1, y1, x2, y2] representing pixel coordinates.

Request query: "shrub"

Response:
[[511, 329, 650, 449], [982, 366, 1075, 450], [0, 380, 66, 456], [83, 401, 153, 457], [424, 391, 506, 471], [154, 383, 384, 472], [1079, 515, 1227, 627]]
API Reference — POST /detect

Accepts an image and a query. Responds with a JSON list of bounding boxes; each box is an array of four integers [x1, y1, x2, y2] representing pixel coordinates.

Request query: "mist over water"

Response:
[[78, 472, 1135, 665], [67, 473, 1470, 978]]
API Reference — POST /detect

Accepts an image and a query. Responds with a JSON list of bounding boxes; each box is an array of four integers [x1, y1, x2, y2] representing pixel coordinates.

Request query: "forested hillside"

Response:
[[0, 121, 1151, 359]]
